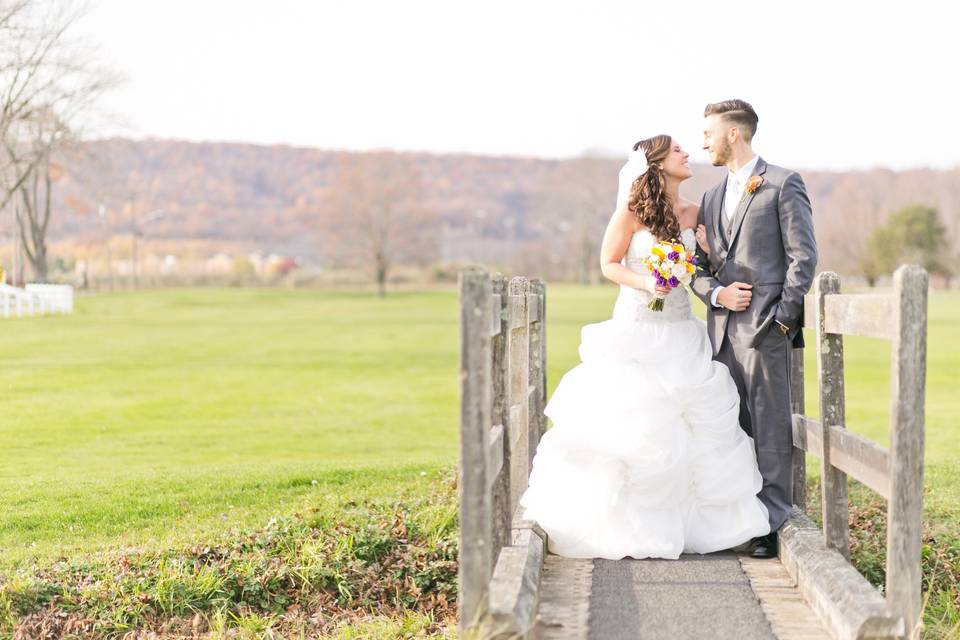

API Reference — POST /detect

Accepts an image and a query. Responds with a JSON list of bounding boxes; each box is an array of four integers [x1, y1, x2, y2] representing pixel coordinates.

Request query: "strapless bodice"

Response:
[[613, 228, 696, 322]]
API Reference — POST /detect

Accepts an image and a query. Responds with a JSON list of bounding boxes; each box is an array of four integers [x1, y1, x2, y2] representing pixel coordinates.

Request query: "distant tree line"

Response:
[[31, 139, 960, 295]]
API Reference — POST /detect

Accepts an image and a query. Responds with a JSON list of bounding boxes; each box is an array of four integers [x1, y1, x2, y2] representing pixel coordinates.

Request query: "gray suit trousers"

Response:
[[715, 328, 794, 531]]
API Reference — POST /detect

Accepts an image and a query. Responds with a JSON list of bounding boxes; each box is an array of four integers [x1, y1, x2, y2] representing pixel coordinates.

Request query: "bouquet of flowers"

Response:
[[642, 238, 697, 311]]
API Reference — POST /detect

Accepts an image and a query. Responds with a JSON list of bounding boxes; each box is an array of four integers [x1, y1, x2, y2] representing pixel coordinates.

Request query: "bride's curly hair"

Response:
[[628, 135, 679, 242]]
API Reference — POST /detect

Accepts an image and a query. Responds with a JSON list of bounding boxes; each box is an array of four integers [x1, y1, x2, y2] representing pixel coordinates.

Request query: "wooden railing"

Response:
[[786, 264, 928, 639], [458, 264, 928, 640], [458, 268, 547, 638]]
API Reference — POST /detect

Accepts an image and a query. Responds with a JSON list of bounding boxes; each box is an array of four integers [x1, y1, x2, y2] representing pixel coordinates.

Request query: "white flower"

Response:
[[671, 263, 687, 279]]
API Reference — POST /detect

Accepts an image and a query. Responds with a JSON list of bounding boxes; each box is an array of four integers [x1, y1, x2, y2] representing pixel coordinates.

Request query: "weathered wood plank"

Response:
[[487, 526, 546, 639], [823, 294, 895, 340], [458, 268, 494, 633], [487, 423, 504, 490], [490, 275, 512, 563], [792, 415, 821, 456], [740, 557, 833, 640], [537, 283, 547, 441], [779, 508, 904, 640], [790, 346, 806, 510], [792, 416, 891, 500], [509, 293, 528, 329], [527, 292, 542, 323], [886, 264, 928, 640], [528, 280, 547, 472], [828, 425, 890, 500], [534, 556, 593, 640], [814, 272, 850, 558], [803, 292, 896, 341], [506, 277, 530, 519], [803, 293, 816, 329], [489, 293, 503, 337]]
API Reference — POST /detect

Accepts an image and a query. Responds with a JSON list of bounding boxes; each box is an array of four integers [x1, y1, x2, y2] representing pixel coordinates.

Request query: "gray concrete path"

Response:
[[535, 553, 832, 640]]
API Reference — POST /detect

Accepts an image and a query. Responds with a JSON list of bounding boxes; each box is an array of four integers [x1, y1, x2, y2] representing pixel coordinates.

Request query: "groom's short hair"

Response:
[[704, 99, 759, 142]]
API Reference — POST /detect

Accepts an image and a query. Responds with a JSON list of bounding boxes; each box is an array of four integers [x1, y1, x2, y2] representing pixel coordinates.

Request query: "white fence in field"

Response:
[[0, 283, 74, 317]]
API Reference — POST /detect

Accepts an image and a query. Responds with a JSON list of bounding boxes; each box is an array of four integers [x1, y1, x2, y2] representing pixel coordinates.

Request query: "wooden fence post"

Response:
[[886, 265, 928, 639], [458, 268, 494, 633], [814, 271, 849, 557], [791, 343, 806, 511], [490, 275, 512, 561], [527, 279, 546, 474], [506, 277, 530, 517]]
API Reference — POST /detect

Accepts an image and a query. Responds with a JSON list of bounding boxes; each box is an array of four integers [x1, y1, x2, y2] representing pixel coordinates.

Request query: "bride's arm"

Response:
[[599, 207, 658, 293]]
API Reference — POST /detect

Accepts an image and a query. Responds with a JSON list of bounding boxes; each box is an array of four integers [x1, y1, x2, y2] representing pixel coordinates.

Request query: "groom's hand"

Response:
[[717, 282, 753, 311]]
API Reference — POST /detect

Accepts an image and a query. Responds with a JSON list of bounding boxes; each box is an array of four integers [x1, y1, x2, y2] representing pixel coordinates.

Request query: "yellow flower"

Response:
[[673, 243, 684, 253], [685, 263, 695, 273], [651, 246, 666, 259]]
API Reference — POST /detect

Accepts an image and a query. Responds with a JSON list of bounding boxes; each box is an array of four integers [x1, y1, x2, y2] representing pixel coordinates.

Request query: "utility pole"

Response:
[[98, 204, 114, 292], [131, 208, 164, 289]]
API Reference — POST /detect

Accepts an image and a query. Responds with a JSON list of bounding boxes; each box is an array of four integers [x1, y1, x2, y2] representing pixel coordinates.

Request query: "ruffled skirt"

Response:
[[518, 308, 770, 559]]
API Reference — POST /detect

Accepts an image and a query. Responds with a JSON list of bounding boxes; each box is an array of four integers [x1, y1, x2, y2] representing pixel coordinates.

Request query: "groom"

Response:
[[691, 99, 817, 558]]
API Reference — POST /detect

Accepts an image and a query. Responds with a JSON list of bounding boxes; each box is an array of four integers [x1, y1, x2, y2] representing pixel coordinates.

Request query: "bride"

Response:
[[518, 135, 770, 560]]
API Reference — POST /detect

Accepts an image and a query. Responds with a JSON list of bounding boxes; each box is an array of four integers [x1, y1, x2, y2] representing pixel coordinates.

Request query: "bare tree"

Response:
[[529, 157, 616, 284], [323, 152, 436, 297], [0, 0, 121, 281]]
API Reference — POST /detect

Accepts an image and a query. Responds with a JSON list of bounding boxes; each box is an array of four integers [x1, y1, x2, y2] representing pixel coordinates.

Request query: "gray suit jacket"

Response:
[[691, 157, 817, 354]]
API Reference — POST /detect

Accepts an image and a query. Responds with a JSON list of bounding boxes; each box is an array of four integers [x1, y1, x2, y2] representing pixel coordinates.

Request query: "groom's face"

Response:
[[703, 114, 733, 167]]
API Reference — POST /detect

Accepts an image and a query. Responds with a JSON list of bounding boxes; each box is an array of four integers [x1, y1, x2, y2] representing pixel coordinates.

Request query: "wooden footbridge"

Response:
[[457, 266, 928, 639]]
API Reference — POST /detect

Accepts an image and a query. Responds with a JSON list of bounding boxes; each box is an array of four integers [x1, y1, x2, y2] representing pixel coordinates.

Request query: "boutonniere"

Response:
[[745, 175, 764, 195]]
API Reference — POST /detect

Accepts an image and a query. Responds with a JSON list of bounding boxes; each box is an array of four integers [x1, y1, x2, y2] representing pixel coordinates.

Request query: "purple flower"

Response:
[[668, 276, 679, 288], [656, 276, 667, 286], [668, 251, 680, 261], [691, 255, 699, 264]]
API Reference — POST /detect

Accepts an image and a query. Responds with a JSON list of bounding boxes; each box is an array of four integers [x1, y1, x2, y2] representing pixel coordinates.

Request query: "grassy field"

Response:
[[0, 289, 463, 570], [0, 284, 957, 636]]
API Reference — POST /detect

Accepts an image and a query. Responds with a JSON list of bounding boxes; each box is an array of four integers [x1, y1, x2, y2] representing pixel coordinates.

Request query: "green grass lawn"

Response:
[[0, 283, 957, 636], [0, 288, 461, 570], [2, 284, 958, 561]]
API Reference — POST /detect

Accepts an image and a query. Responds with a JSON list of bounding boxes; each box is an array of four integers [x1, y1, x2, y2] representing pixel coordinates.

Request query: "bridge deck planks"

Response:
[[534, 553, 833, 640], [741, 557, 834, 640]]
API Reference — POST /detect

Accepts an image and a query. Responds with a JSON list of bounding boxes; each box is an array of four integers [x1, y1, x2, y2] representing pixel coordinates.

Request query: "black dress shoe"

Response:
[[746, 532, 778, 559]]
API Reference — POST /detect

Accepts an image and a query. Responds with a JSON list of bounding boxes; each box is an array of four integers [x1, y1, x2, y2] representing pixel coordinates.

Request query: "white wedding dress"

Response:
[[518, 228, 770, 560]]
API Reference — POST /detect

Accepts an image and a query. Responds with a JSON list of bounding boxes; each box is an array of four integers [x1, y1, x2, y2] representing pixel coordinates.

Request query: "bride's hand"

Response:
[[695, 224, 710, 255], [643, 275, 671, 297]]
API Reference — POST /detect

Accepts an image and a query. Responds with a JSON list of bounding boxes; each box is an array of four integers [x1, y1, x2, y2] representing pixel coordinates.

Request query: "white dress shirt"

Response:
[[711, 155, 759, 308], [723, 154, 759, 222]]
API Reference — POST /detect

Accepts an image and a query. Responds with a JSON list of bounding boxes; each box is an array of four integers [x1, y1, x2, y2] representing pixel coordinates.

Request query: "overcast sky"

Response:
[[78, 0, 957, 171]]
